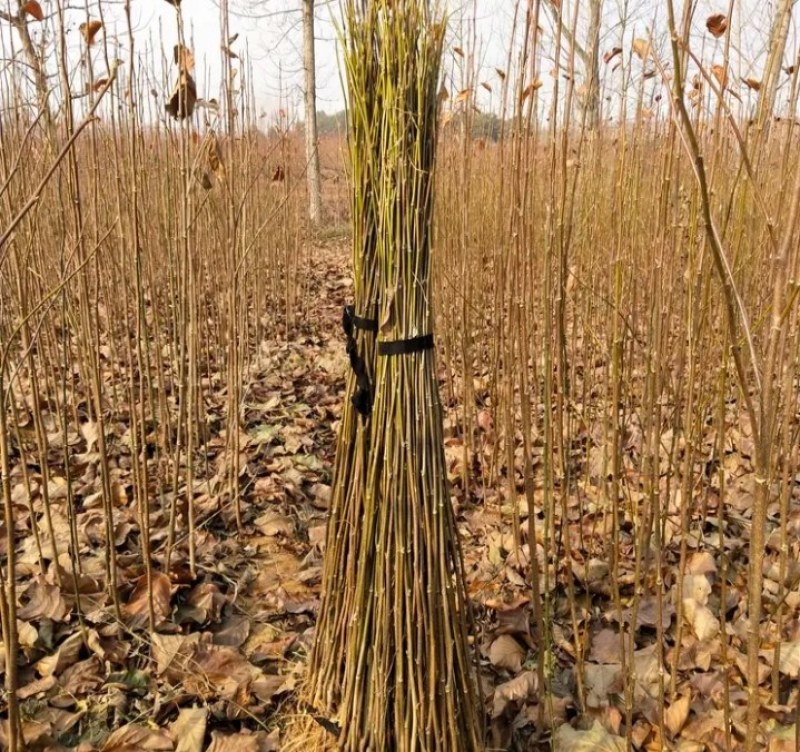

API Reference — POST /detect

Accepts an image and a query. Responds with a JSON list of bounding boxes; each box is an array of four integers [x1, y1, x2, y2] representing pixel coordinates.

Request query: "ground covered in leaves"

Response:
[[3, 243, 799, 752]]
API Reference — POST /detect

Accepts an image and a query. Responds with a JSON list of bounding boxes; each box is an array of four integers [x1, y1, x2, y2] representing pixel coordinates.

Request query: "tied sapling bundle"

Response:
[[331, 1, 484, 749], [306, 0, 383, 715]]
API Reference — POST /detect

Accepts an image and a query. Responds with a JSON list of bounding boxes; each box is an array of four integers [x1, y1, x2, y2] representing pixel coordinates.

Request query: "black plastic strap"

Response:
[[352, 314, 378, 332], [342, 305, 374, 417], [378, 334, 434, 356]]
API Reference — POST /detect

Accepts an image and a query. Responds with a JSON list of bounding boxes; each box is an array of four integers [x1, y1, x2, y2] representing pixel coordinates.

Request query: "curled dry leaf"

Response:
[[776, 641, 800, 678], [22, 1, 44, 21], [488, 634, 526, 673], [603, 47, 622, 65], [687, 551, 717, 575], [186, 581, 227, 623], [632, 39, 650, 60], [18, 675, 57, 700], [491, 670, 537, 718], [588, 628, 626, 664], [206, 731, 260, 752], [80, 20, 103, 46], [166, 71, 197, 121], [171, 706, 208, 752], [585, 662, 621, 708], [683, 598, 720, 642], [60, 656, 104, 699], [100, 724, 173, 752], [35, 631, 83, 677], [182, 645, 260, 702], [89, 78, 110, 93], [520, 79, 543, 102], [554, 720, 626, 751], [712, 64, 728, 88], [152, 632, 203, 679], [664, 693, 691, 737], [477, 409, 494, 433], [212, 614, 251, 647], [706, 13, 728, 38], [18, 579, 69, 621], [743, 77, 761, 91], [254, 510, 294, 537], [17, 619, 38, 648], [125, 571, 172, 626], [174, 44, 195, 73], [680, 574, 719, 640]]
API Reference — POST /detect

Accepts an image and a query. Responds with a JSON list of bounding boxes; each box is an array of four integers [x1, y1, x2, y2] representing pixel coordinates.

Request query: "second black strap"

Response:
[[378, 334, 434, 356]]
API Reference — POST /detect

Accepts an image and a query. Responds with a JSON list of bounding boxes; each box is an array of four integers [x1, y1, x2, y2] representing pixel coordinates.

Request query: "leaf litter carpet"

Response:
[[3, 243, 799, 751]]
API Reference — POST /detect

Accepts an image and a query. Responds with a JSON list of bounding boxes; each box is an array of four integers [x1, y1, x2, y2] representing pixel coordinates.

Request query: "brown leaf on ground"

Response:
[[100, 724, 173, 751], [186, 582, 227, 624], [554, 720, 626, 751], [491, 670, 537, 718], [205, 731, 259, 752], [17, 619, 38, 648], [182, 645, 261, 703], [488, 634, 526, 673], [152, 632, 203, 680], [254, 511, 294, 537], [588, 629, 627, 664], [170, 707, 207, 752], [18, 579, 69, 621], [18, 675, 58, 700], [664, 694, 692, 737], [36, 631, 83, 677], [125, 571, 172, 626], [760, 642, 800, 678], [59, 656, 104, 697], [213, 614, 251, 647]]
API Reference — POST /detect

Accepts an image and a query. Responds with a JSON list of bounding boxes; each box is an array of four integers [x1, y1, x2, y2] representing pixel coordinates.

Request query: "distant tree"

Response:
[[471, 111, 502, 141], [316, 109, 347, 135], [0, 2, 55, 143], [302, 0, 322, 225], [755, 0, 797, 137], [544, 0, 604, 130]]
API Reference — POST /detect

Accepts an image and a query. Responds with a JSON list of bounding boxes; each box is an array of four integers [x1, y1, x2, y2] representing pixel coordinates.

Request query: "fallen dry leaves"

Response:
[[3, 243, 798, 750]]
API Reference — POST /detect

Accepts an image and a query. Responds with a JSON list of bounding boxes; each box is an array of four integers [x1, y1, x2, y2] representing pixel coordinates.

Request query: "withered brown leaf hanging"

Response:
[[166, 71, 197, 120]]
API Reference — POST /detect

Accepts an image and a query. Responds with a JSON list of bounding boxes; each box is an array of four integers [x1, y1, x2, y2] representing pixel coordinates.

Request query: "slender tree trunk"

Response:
[[584, 0, 602, 130], [0, 8, 56, 144], [302, 0, 322, 225], [754, 0, 796, 135]]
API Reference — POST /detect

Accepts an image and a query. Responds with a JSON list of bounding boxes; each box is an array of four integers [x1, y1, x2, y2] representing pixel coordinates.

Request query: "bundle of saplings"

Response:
[[306, 0, 382, 715], [307, 1, 484, 750]]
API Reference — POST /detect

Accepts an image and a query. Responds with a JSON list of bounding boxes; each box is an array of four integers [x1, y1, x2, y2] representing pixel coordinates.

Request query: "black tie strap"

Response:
[[352, 314, 378, 332], [378, 334, 434, 356], [342, 305, 375, 417]]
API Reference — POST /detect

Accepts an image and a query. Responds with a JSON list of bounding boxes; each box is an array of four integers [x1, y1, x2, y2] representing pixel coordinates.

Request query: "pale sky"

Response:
[[2, 1, 798, 124], [126, 0, 800, 120]]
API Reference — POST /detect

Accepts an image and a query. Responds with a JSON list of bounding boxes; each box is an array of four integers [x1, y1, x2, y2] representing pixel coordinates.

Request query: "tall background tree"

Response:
[[302, 0, 323, 225]]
